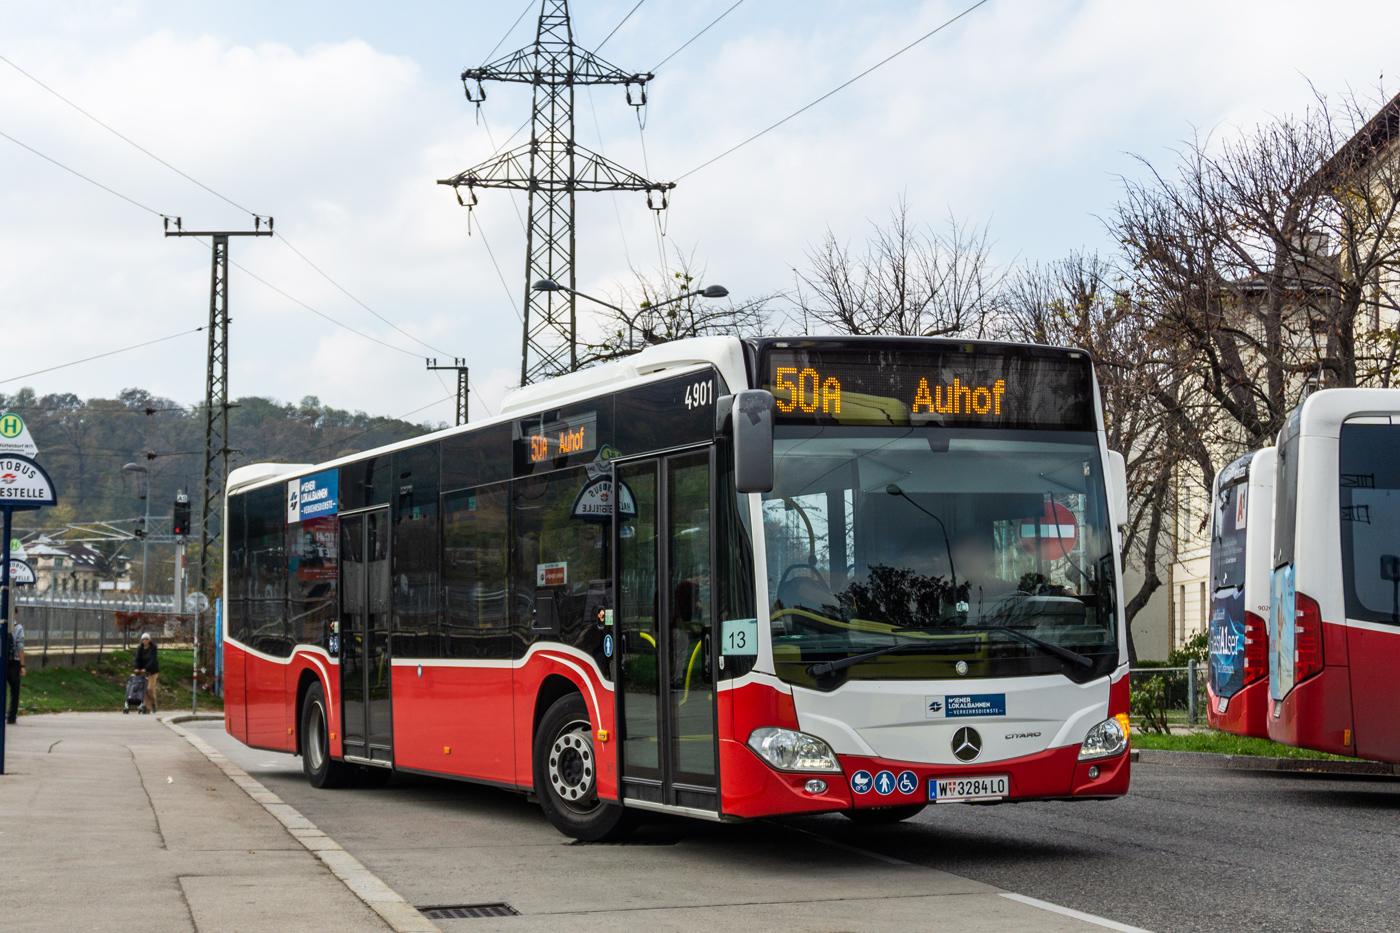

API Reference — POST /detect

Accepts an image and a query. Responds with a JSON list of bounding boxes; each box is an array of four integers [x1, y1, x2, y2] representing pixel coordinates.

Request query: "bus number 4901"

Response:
[[685, 379, 713, 410]]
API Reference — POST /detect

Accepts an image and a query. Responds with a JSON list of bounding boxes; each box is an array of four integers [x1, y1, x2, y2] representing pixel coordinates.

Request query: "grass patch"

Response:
[[1133, 730, 1352, 760], [16, 648, 222, 715]]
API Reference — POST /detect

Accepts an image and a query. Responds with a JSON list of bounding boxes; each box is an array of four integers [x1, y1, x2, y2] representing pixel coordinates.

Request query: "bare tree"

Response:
[[792, 198, 1005, 338], [574, 249, 776, 367], [997, 253, 1206, 661], [1116, 88, 1400, 457]]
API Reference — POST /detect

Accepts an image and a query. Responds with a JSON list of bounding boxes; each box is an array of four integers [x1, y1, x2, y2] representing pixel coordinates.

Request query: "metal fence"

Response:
[[1129, 662, 1210, 732], [12, 599, 191, 666]]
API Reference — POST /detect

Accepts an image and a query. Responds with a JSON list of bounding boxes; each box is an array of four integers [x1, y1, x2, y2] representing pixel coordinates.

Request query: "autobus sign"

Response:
[[6, 558, 35, 586], [0, 455, 56, 508]]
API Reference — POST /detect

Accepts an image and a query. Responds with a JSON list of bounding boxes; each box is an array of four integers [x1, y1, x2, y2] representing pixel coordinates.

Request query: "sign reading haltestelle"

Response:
[[0, 455, 57, 507]]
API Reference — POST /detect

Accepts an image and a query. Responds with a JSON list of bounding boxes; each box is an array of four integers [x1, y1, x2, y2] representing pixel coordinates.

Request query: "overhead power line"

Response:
[[653, 0, 747, 72], [0, 53, 257, 215], [677, 0, 989, 180], [2, 52, 455, 361], [0, 328, 203, 385], [0, 127, 448, 370], [274, 234, 454, 357], [0, 128, 170, 216], [596, 0, 647, 52], [483, 0, 538, 64]]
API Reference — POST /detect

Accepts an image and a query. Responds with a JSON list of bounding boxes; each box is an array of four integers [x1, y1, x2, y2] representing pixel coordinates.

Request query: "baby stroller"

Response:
[[124, 674, 148, 714]]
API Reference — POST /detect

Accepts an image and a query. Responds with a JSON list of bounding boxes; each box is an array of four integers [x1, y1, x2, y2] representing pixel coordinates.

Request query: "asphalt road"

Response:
[[191, 723, 1400, 933]]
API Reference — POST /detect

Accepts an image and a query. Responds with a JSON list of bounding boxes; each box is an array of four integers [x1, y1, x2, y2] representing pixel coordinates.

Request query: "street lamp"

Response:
[[122, 462, 149, 617], [532, 278, 730, 351]]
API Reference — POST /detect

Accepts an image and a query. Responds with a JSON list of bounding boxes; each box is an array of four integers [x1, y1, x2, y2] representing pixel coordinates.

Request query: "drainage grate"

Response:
[[418, 903, 520, 920]]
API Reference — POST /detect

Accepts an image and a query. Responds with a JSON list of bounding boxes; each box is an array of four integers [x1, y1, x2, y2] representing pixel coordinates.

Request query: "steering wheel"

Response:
[[778, 561, 829, 593]]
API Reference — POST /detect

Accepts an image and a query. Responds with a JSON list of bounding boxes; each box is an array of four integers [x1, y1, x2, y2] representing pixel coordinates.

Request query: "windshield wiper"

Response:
[[807, 638, 981, 677], [911, 624, 1093, 669]]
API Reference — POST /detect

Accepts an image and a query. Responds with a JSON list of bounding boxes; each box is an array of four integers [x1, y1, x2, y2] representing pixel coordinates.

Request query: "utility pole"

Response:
[[164, 216, 273, 681], [438, 0, 674, 384], [426, 358, 470, 425]]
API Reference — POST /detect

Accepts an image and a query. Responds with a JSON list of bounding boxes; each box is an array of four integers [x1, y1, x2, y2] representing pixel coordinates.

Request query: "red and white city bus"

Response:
[[1206, 448, 1274, 738], [1269, 389, 1400, 764], [222, 336, 1132, 840]]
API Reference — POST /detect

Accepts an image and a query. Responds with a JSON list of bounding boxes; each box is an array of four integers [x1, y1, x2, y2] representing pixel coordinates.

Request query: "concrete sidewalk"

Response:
[[0, 712, 394, 933]]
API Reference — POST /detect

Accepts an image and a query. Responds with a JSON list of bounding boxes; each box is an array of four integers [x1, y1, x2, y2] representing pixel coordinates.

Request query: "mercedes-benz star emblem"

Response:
[[952, 726, 982, 762]]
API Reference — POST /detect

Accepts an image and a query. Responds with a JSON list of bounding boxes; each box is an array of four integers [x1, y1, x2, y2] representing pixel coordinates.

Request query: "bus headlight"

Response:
[[1077, 716, 1129, 761], [747, 727, 842, 772]]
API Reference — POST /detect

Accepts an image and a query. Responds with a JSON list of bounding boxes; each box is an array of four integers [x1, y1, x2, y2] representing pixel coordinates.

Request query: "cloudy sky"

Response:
[[3, 0, 1399, 425]]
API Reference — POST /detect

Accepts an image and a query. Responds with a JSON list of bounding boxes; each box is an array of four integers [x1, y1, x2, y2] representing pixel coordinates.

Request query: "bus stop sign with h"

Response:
[[0, 416, 58, 775]]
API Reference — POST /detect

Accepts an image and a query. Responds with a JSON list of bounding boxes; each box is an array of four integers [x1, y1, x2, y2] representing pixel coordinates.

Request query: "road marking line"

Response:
[[999, 893, 1152, 932], [161, 717, 441, 933]]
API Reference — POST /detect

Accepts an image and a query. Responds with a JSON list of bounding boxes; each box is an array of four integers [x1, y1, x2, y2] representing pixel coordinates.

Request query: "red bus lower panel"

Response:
[[1206, 678, 1270, 739], [1268, 664, 1354, 757]]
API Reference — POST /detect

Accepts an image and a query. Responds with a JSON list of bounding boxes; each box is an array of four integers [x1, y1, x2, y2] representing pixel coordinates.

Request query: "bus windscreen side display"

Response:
[[525, 411, 598, 464], [761, 346, 1095, 429]]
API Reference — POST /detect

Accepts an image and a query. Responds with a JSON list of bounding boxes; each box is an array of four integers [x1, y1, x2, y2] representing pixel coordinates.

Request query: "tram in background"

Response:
[[220, 335, 1133, 841], [1206, 448, 1275, 738], [1269, 389, 1400, 764]]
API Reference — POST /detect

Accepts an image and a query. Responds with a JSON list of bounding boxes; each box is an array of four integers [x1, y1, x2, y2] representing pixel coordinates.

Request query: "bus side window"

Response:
[[227, 491, 249, 644], [443, 483, 512, 660], [512, 467, 608, 660]]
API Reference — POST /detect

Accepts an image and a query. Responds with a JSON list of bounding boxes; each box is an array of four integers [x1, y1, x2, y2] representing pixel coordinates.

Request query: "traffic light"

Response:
[[173, 492, 191, 537]]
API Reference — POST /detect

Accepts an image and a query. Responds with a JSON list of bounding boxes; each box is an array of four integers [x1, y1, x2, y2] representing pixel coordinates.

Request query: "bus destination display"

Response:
[[762, 345, 1094, 429], [525, 411, 598, 464]]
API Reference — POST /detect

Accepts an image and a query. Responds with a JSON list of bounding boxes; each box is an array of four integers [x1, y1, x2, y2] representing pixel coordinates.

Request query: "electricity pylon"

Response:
[[438, 0, 674, 384], [426, 358, 470, 425], [164, 216, 273, 674]]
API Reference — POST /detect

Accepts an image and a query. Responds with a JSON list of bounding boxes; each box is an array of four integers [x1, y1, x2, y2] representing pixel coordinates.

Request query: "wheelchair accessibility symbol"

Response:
[[896, 770, 918, 795], [850, 770, 873, 794]]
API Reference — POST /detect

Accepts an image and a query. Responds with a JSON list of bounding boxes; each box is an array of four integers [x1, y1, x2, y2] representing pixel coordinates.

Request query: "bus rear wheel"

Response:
[[843, 804, 926, 824], [533, 692, 637, 842], [302, 682, 351, 789]]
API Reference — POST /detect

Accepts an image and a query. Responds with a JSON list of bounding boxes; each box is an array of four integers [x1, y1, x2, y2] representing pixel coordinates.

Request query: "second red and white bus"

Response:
[[221, 335, 1133, 839], [1268, 388, 1400, 763], [1206, 447, 1274, 738]]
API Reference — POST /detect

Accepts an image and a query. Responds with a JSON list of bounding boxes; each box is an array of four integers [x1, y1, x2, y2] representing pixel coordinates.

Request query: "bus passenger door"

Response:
[[340, 508, 395, 766], [616, 450, 718, 812]]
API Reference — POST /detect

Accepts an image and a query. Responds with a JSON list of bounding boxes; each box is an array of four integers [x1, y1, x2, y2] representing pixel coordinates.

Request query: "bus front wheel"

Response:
[[533, 692, 637, 842], [301, 681, 351, 789]]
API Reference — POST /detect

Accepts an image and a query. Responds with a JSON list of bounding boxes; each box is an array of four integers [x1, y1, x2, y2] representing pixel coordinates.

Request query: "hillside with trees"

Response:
[[4, 386, 441, 532]]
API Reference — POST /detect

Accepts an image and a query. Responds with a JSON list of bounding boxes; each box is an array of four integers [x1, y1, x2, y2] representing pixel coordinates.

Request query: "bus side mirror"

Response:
[[1381, 554, 1400, 582], [1107, 450, 1128, 529], [732, 389, 775, 494]]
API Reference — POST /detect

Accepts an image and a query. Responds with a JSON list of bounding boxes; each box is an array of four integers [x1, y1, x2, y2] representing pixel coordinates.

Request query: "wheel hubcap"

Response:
[[548, 720, 596, 811], [307, 701, 326, 771]]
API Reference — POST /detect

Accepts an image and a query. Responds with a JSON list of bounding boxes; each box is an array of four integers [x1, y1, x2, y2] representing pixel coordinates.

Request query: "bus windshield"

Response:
[[762, 426, 1117, 688]]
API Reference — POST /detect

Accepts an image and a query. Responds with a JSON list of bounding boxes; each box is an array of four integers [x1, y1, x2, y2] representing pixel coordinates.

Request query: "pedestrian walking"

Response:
[[133, 632, 159, 714], [4, 620, 23, 724]]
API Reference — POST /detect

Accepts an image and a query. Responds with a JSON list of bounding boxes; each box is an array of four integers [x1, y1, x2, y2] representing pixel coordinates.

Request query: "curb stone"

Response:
[[1130, 747, 1400, 775], [159, 714, 442, 933]]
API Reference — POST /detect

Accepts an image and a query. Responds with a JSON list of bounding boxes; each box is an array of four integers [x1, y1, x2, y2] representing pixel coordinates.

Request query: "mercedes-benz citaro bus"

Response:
[[1269, 388, 1400, 764], [1206, 448, 1275, 737], [221, 336, 1132, 841]]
